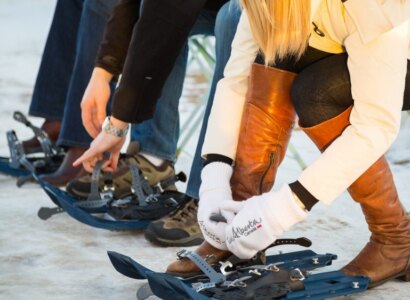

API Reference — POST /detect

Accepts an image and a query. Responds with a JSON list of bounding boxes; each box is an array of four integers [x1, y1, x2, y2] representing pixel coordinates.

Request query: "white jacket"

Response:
[[202, 0, 410, 205]]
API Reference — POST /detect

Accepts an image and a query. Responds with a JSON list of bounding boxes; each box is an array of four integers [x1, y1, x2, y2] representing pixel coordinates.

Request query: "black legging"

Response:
[[256, 49, 410, 127]]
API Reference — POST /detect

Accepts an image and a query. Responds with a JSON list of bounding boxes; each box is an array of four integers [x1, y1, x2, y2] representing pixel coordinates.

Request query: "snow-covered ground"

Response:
[[0, 1, 409, 299]]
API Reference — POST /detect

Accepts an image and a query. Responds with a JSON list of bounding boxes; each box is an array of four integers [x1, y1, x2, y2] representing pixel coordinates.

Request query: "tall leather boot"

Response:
[[302, 106, 410, 287], [40, 147, 87, 187], [166, 64, 297, 277]]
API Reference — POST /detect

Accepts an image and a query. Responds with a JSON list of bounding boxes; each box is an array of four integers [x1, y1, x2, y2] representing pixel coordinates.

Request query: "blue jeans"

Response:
[[185, 2, 242, 199], [29, 0, 117, 148], [130, 8, 220, 162]]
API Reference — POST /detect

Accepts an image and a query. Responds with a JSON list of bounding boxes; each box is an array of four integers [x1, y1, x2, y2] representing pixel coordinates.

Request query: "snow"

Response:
[[0, 1, 409, 299]]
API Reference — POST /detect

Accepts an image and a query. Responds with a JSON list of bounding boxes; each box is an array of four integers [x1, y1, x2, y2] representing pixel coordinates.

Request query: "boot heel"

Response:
[[397, 270, 410, 282]]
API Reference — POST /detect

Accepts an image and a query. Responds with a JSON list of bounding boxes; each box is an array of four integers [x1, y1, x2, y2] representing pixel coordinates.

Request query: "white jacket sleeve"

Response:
[[298, 21, 410, 205], [201, 11, 259, 159]]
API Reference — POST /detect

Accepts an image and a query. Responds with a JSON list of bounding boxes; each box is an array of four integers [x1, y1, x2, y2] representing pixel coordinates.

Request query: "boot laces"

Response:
[[170, 199, 197, 222]]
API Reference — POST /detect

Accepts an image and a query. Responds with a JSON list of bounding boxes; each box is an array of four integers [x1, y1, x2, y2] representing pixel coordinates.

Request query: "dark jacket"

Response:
[[96, 0, 228, 123]]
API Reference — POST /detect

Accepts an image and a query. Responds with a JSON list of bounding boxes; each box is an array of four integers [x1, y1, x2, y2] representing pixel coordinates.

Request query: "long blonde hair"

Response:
[[240, 0, 311, 65]]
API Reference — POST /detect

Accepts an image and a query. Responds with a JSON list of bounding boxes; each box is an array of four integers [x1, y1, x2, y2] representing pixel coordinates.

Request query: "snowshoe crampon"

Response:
[[0, 111, 64, 185], [107, 238, 370, 300], [37, 158, 187, 230]]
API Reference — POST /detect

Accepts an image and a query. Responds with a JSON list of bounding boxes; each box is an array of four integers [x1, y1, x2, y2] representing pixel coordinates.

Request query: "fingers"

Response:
[[81, 101, 99, 138], [73, 146, 100, 168]]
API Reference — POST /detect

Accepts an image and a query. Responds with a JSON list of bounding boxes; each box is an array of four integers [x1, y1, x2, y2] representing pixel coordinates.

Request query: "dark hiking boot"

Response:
[[144, 198, 204, 247]]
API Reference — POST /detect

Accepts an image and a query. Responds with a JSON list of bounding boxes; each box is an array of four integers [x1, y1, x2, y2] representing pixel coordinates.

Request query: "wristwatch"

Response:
[[102, 116, 129, 137]]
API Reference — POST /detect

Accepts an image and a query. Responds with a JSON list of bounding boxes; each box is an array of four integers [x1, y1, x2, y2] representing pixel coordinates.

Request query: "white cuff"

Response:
[[200, 162, 233, 196], [267, 185, 308, 231]]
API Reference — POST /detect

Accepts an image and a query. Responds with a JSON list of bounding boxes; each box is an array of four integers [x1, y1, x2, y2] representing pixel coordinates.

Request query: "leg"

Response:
[[130, 5, 219, 162], [129, 45, 188, 162], [185, 1, 242, 200], [144, 3, 241, 249], [292, 53, 410, 287], [41, 0, 118, 186], [24, 0, 83, 152], [58, 0, 118, 149], [166, 1, 247, 274], [29, 0, 83, 120]]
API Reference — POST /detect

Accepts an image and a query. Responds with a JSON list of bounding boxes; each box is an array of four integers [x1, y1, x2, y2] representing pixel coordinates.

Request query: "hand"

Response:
[[73, 124, 126, 173], [223, 185, 308, 259], [197, 162, 236, 250], [81, 67, 113, 137]]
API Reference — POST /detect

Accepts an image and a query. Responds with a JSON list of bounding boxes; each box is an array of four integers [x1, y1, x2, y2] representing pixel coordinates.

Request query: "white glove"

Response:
[[222, 184, 308, 259], [197, 162, 237, 250]]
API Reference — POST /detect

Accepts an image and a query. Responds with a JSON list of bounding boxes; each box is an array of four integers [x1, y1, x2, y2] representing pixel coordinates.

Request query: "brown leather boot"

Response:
[[166, 64, 297, 277], [302, 106, 410, 287], [22, 119, 61, 154], [166, 241, 232, 277], [230, 64, 297, 200], [40, 147, 87, 187]]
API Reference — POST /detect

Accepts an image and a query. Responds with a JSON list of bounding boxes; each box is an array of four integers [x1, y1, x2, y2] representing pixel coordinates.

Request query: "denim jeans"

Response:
[[185, 2, 242, 199], [29, 0, 118, 148]]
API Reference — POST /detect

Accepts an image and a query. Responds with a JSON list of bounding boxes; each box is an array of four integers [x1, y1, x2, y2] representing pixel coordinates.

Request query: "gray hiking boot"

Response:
[[144, 197, 204, 247]]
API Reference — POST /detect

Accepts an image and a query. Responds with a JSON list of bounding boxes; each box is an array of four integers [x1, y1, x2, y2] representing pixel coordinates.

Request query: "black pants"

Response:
[[256, 49, 410, 127]]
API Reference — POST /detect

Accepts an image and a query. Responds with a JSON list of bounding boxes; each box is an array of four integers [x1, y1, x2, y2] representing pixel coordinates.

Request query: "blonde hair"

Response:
[[240, 0, 311, 65]]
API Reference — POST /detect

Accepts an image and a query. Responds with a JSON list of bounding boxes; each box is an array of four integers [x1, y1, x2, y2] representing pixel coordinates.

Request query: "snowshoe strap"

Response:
[[177, 250, 226, 285], [242, 268, 305, 300], [87, 153, 113, 203], [220, 238, 312, 275], [19, 155, 36, 173], [220, 252, 266, 275], [265, 237, 312, 250], [201, 267, 306, 298], [13, 111, 56, 162], [154, 171, 187, 192], [129, 162, 154, 206], [7, 130, 25, 169]]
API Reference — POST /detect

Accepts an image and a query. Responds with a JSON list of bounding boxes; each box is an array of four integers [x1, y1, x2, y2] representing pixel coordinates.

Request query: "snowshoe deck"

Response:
[[0, 156, 30, 177], [107, 247, 369, 300], [36, 159, 187, 230], [146, 269, 369, 300], [36, 179, 187, 230], [107, 249, 336, 281]]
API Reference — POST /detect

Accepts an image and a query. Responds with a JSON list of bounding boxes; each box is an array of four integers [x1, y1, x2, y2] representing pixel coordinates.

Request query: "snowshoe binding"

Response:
[[0, 111, 64, 186], [37, 157, 187, 230]]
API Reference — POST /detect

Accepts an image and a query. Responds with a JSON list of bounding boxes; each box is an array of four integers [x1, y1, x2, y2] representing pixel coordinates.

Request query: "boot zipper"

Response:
[[259, 152, 275, 194]]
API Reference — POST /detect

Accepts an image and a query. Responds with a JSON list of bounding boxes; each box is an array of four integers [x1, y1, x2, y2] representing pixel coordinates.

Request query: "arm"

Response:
[[95, 0, 141, 77], [111, 0, 208, 123], [298, 20, 410, 204], [201, 11, 259, 159], [76, 0, 211, 172]]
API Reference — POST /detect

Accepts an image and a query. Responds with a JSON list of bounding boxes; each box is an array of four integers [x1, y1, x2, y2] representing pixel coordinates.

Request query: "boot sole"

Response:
[[369, 269, 410, 288], [144, 229, 203, 247]]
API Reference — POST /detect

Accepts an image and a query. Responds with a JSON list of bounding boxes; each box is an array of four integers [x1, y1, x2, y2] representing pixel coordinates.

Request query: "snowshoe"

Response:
[[0, 111, 64, 186], [106, 238, 369, 299], [37, 158, 187, 230], [146, 267, 369, 300]]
